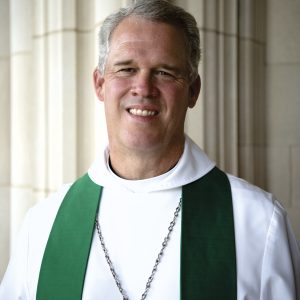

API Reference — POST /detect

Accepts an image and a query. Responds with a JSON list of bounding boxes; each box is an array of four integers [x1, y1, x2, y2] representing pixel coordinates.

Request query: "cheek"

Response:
[[162, 86, 190, 111], [104, 77, 131, 98], [104, 80, 133, 120]]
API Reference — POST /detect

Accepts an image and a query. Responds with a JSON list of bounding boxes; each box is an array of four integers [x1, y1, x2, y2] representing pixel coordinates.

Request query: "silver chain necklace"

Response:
[[95, 197, 182, 300]]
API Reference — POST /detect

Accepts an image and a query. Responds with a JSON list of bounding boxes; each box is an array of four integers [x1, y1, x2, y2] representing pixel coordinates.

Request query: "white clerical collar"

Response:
[[88, 135, 215, 193]]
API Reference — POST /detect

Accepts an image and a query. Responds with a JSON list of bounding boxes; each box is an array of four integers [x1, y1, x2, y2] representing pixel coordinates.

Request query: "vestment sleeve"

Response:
[[260, 199, 300, 300], [0, 210, 31, 300]]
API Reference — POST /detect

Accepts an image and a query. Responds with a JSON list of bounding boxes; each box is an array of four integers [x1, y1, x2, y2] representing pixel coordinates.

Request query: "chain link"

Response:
[[95, 197, 182, 300]]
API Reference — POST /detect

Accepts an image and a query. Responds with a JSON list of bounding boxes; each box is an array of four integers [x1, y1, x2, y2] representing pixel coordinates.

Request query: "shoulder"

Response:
[[226, 174, 290, 245], [227, 174, 277, 219], [26, 183, 72, 247], [226, 174, 285, 262], [28, 183, 72, 223], [227, 174, 300, 297], [228, 174, 273, 201], [24, 183, 73, 246], [226, 173, 299, 249], [227, 174, 296, 238], [0, 183, 73, 299]]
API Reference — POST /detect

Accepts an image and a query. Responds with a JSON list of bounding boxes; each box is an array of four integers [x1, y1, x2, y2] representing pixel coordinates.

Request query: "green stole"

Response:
[[37, 167, 236, 299]]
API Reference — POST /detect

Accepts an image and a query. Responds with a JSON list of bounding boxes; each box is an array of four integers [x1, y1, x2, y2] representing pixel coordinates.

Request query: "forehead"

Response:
[[107, 16, 188, 63]]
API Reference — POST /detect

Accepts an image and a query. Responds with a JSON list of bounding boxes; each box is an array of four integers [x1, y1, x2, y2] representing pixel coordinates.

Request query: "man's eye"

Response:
[[117, 68, 136, 74], [157, 70, 171, 76], [156, 70, 176, 80]]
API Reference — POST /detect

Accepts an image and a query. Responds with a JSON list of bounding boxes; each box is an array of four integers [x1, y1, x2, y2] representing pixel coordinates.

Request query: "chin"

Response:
[[123, 135, 162, 152], [127, 141, 159, 152]]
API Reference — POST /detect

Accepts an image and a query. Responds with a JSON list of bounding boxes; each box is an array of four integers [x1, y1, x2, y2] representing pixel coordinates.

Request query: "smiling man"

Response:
[[94, 15, 199, 180], [0, 1, 299, 300]]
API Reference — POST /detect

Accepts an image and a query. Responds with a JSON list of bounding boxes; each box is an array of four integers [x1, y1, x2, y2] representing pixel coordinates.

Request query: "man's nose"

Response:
[[130, 71, 158, 98]]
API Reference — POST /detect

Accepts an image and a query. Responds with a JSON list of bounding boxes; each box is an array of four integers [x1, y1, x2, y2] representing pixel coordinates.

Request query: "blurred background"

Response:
[[1, 0, 300, 279]]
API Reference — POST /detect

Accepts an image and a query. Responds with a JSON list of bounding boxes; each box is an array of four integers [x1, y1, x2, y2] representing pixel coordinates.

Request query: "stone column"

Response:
[[93, 0, 124, 155], [9, 0, 35, 250], [46, 0, 77, 191], [178, 0, 205, 148], [0, 0, 11, 279], [76, 0, 102, 175], [177, 0, 267, 182], [238, 0, 267, 187], [32, 0, 48, 203], [266, 0, 300, 241], [203, 0, 239, 175], [177, 0, 239, 175]]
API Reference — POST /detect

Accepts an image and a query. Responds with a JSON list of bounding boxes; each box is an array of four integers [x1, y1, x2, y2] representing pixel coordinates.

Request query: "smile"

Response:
[[128, 108, 157, 117]]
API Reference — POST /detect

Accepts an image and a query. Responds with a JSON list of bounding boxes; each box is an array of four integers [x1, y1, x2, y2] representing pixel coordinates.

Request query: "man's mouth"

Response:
[[128, 108, 157, 117]]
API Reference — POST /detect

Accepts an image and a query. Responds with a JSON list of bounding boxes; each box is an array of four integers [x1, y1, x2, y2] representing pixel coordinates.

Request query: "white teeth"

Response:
[[129, 108, 156, 116]]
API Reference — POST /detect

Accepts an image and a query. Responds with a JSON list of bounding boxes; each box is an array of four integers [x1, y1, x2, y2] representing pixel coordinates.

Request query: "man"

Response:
[[1, 0, 299, 299]]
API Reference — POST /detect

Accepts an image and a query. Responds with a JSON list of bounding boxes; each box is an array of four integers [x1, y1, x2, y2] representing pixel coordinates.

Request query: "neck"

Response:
[[109, 143, 185, 180]]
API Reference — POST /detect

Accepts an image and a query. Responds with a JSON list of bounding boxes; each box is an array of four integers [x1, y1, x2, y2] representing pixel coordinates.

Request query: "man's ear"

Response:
[[188, 75, 201, 108], [93, 68, 105, 102]]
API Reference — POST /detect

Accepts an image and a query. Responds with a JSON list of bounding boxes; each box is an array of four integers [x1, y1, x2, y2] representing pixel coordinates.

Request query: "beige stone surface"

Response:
[[203, 0, 217, 31], [265, 146, 291, 207], [33, 190, 49, 204], [0, 59, 10, 184], [201, 30, 218, 162], [239, 0, 266, 42], [238, 145, 255, 184], [267, 0, 300, 63], [77, 0, 95, 31], [77, 32, 98, 174], [61, 32, 77, 183], [287, 207, 300, 243], [238, 0, 254, 39], [175, 0, 205, 27], [62, 0, 76, 29], [33, 0, 46, 36], [47, 31, 77, 189], [0, 188, 10, 279], [186, 99, 204, 149], [93, 99, 108, 157], [266, 0, 300, 241], [10, 54, 33, 186], [47, 0, 76, 31], [266, 64, 300, 146], [291, 146, 300, 207], [238, 40, 255, 146], [253, 146, 267, 189], [10, 0, 32, 53], [0, 0, 10, 57], [222, 0, 238, 35], [32, 37, 47, 191], [95, 0, 123, 23], [252, 43, 266, 147]]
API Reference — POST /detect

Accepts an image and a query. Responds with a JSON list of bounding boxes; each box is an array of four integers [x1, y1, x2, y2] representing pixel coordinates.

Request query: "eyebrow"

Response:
[[113, 60, 183, 74], [113, 60, 134, 66], [158, 64, 183, 74]]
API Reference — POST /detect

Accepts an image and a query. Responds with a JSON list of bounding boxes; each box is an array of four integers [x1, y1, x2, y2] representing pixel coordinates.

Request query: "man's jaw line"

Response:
[[108, 142, 184, 180]]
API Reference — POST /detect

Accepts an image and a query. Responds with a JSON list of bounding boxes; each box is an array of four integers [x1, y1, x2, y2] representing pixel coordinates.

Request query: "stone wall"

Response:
[[265, 0, 300, 241]]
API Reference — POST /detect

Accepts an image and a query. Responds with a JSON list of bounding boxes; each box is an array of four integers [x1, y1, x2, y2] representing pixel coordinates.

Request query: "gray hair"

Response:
[[98, 0, 201, 80]]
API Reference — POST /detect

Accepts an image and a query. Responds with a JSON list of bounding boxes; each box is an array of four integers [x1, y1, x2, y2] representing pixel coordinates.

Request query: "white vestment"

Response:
[[1, 136, 299, 300]]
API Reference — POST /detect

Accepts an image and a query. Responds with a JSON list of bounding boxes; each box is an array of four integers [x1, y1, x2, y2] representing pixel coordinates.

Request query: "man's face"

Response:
[[94, 16, 200, 155]]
